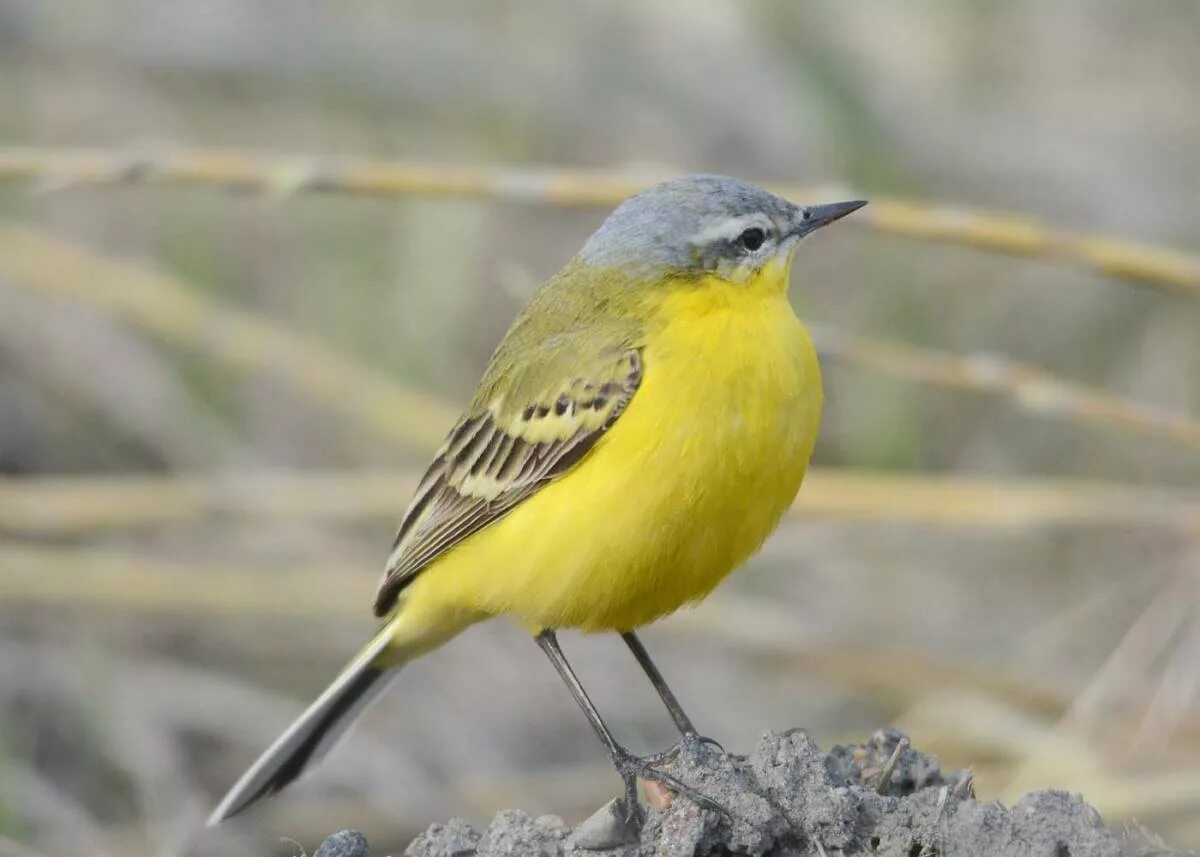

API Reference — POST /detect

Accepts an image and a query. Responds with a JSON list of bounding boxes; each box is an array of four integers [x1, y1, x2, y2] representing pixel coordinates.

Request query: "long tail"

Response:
[[207, 624, 399, 826]]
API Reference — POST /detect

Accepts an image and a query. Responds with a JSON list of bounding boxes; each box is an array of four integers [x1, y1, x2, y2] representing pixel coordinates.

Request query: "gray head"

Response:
[[579, 174, 865, 282]]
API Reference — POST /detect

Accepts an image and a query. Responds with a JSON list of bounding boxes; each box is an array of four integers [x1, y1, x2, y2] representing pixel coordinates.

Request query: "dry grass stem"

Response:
[[1129, 617, 1200, 754], [811, 326, 1200, 452], [8, 543, 1199, 753], [0, 226, 458, 452], [0, 147, 1197, 296], [1000, 579, 1196, 800], [872, 735, 909, 794], [1, 469, 1198, 535]]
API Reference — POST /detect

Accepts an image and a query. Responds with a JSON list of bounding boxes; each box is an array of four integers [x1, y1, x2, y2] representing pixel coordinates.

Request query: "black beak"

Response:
[[791, 199, 868, 238]]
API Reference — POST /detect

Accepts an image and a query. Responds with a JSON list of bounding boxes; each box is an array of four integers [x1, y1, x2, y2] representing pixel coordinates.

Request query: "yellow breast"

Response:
[[406, 268, 822, 632]]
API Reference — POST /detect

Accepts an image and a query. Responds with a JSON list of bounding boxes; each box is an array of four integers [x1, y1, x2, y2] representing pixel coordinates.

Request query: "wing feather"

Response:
[[373, 347, 643, 616]]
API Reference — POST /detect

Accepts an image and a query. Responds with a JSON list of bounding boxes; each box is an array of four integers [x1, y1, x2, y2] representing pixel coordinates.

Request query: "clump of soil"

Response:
[[318, 729, 1189, 856]]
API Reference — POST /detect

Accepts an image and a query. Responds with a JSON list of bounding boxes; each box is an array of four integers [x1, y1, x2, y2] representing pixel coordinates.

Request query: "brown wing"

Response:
[[373, 348, 643, 616]]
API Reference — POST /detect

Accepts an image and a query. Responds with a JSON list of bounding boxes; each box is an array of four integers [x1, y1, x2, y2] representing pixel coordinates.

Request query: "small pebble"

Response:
[[570, 798, 641, 850], [314, 830, 369, 857]]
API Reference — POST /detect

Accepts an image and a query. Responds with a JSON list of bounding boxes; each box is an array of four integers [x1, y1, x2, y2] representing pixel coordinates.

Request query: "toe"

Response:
[[682, 732, 724, 754]]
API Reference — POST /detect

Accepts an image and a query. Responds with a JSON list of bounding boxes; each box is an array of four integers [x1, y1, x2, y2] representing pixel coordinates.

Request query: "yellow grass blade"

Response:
[[0, 226, 457, 450], [0, 147, 1196, 296], [0, 468, 1197, 535], [5, 542, 1200, 769], [812, 326, 1200, 451]]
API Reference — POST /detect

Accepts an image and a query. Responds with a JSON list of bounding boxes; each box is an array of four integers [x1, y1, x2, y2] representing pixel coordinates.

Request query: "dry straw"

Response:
[[1, 468, 1198, 535], [0, 226, 458, 451], [0, 147, 1197, 296]]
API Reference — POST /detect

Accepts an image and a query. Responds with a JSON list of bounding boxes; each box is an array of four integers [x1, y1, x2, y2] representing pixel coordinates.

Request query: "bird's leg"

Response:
[[621, 630, 724, 762], [621, 631, 696, 735], [534, 630, 728, 824]]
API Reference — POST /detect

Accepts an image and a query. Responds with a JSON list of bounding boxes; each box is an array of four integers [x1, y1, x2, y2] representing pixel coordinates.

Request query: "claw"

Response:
[[618, 791, 644, 828], [684, 732, 725, 754], [618, 774, 644, 827]]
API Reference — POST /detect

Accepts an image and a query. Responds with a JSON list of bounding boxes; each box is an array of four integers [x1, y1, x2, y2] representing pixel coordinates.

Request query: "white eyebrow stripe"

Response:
[[690, 213, 774, 247]]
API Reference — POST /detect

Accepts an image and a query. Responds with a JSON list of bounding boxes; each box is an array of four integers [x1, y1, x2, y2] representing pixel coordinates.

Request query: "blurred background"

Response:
[[1, 1, 1198, 854]]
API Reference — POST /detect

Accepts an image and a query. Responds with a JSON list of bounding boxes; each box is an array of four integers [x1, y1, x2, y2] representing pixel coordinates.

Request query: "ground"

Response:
[[310, 730, 1188, 857]]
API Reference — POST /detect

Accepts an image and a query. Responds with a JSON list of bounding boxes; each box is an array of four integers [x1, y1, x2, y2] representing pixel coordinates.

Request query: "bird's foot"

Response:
[[613, 743, 731, 824], [638, 731, 724, 767]]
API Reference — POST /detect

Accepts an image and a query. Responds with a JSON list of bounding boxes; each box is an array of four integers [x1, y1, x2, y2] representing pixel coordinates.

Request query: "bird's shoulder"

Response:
[[473, 264, 645, 412], [373, 269, 646, 616]]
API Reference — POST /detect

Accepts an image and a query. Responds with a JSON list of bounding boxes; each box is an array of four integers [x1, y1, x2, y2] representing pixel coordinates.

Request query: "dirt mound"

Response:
[[317, 729, 1187, 856]]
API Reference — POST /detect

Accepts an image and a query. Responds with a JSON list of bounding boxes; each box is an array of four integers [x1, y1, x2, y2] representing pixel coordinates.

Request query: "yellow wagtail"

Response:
[[208, 175, 865, 826]]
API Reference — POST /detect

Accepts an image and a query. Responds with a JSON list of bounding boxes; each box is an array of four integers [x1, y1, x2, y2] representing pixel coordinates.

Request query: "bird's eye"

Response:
[[737, 227, 766, 252]]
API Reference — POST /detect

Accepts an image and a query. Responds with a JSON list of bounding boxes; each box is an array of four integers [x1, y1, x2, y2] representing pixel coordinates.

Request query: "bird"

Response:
[[207, 175, 866, 827]]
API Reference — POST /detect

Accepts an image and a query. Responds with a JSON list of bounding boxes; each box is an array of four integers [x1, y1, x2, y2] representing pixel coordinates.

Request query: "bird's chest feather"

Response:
[[634, 286, 820, 498], [574, 285, 822, 625]]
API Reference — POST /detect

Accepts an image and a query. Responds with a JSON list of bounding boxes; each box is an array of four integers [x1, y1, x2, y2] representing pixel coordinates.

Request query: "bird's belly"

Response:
[[408, 298, 822, 632]]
